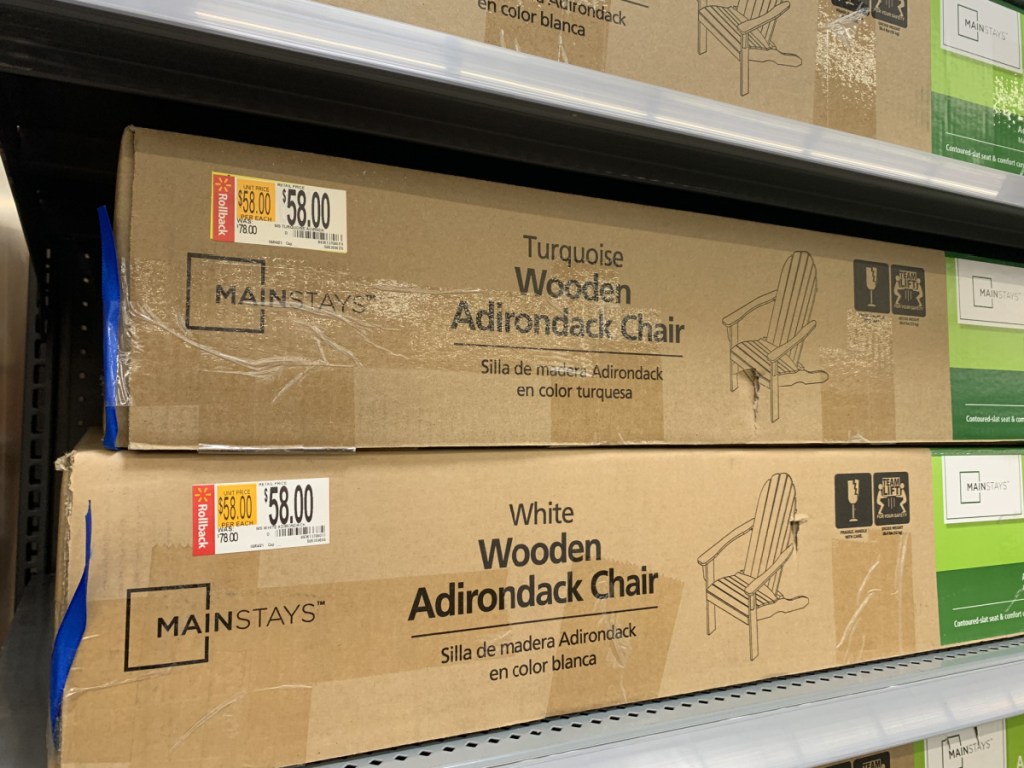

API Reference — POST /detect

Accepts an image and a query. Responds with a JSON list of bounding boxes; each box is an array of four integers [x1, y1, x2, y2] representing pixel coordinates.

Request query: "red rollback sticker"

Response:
[[211, 174, 235, 242], [193, 484, 214, 556]]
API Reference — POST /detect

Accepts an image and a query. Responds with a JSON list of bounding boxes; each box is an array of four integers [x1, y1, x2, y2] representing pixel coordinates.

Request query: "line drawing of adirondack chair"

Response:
[[722, 250, 828, 423], [697, 472, 808, 661], [697, 0, 802, 96]]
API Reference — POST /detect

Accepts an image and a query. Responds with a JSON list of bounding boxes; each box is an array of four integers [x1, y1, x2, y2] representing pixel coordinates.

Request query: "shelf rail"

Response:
[[55, 0, 1024, 210], [332, 637, 1024, 768], [4, 565, 1024, 766]]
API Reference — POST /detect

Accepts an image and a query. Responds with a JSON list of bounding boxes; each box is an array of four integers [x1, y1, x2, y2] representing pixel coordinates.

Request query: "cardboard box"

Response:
[[932, 0, 1024, 173], [816, 746, 914, 768], [113, 128, 1024, 449], [51, 438, 1024, 765], [313, 0, 932, 152]]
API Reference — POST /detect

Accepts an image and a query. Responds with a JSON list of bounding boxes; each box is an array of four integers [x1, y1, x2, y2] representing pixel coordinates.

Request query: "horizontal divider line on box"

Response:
[[410, 606, 659, 640]]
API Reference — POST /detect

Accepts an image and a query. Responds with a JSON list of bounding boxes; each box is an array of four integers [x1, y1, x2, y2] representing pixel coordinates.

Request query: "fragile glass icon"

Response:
[[847, 478, 861, 524], [866, 266, 878, 309]]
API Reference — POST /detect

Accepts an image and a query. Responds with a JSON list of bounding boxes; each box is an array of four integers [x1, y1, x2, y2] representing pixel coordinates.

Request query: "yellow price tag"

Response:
[[216, 483, 257, 527], [235, 177, 275, 222]]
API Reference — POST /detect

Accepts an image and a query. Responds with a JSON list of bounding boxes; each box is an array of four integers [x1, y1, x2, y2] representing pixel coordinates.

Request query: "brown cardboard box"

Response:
[[815, 746, 915, 768], [52, 437, 961, 766], [114, 127, 974, 450], [314, 0, 931, 151]]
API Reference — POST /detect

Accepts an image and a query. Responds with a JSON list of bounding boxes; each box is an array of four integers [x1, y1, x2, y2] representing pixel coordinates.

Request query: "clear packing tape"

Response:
[[58, 0, 1024, 206], [101, 205, 366, 452], [99, 206, 123, 450]]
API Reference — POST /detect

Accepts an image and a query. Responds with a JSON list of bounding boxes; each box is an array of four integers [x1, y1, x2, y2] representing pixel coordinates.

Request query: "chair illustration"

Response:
[[697, 473, 808, 661], [697, 0, 802, 96], [722, 250, 828, 423]]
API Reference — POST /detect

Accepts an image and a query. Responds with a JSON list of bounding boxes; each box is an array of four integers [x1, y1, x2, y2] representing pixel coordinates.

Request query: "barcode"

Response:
[[274, 524, 326, 538], [290, 229, 343, 243]]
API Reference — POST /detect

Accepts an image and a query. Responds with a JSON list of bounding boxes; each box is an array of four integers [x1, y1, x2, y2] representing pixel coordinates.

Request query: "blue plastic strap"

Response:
[[99, 207, 121, 450], [50, 504, 92, 746]]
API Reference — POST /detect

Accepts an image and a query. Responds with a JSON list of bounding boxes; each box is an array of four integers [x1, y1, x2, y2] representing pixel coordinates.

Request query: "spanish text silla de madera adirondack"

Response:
[[407, 501, 659, 621]]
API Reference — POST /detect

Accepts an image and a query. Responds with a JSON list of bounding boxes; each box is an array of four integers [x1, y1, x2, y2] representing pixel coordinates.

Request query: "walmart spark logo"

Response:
[[192, 484, 214, 555]]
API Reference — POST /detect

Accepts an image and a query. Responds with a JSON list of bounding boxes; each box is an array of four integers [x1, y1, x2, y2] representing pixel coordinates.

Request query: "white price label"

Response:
[[192, 477, 330, 556], [211, 173, 347, 253]]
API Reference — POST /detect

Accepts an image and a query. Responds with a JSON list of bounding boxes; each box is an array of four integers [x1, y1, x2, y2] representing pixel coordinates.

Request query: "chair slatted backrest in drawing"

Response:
[[765, 251, 816, 364], [742, 473, 796, 595], [737, 0, 779, 39]]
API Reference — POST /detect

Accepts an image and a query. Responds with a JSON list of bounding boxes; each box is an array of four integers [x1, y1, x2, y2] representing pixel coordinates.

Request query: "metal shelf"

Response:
[[332, 640, 1024, 768], [4, 579, 1024, 768], [0, 578, 50, 768], [42, 0, 1024, 209], [3, 3, 1024, 767], [2, 0, 1024, 251]]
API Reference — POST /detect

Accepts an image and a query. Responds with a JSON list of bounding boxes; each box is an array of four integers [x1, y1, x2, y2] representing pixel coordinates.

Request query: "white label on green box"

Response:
[[942, 454, 1024, 524], [924, 720, 1006, 767], [956, 258, 1024, 329], [941, 0, 1023, 74]]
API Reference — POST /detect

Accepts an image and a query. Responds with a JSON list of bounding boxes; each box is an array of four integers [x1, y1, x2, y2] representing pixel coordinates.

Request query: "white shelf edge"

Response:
[[55, 0, 1024, 209], [325, 639, 1024, 768], [5, 580, 1024, 767], [512, 654, 1024, 767]]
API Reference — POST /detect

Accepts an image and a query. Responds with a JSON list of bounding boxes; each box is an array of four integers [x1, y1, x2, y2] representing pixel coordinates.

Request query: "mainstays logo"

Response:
[[213, 283, 374, 315], [943, 454, 1024, 525], [959, 470, 1010, 504], [155, 603, 317, 637], [124, 583, 324, 671], [959, 4, 1007, 40], [973, 275, 1023, 309], [941, 0, 1022, 74], [926, 722, 1006, 768], [184, 253, 378, 334], [956, 259, 1024, 330], [941, 732, 993, 766]]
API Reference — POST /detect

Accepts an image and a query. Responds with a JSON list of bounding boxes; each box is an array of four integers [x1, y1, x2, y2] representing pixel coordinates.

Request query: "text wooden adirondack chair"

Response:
[[697, 473, 808, 661], [723, 250, 828, 423], [697, 0, 801, 96]]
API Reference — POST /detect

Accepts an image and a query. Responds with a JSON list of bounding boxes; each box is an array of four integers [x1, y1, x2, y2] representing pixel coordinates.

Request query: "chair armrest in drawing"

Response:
[[744, 543, 796, 597], [737, 1, 791, 34], [697, 518, 754, 570], [766, 320, 817, 363], [722, 291, 777, 328]]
